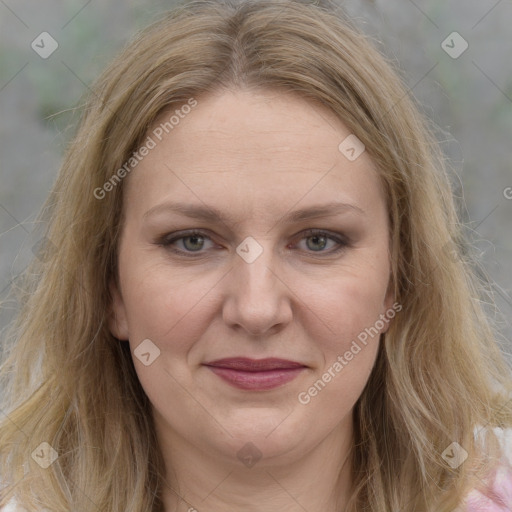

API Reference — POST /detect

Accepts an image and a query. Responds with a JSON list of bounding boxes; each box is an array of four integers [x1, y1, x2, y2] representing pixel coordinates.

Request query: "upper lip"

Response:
[[203, 357, 306, 371]]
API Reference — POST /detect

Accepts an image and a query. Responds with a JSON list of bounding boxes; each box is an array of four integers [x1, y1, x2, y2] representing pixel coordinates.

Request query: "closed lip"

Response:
[[202, 357, 307, 371]]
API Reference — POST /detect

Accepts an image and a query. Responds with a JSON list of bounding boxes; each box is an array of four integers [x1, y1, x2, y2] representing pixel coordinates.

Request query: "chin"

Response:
[[207, 411, 318, 467]]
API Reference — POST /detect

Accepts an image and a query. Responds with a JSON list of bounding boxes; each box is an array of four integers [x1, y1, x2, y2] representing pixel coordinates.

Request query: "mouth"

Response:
[[202, 358, 307, 391]]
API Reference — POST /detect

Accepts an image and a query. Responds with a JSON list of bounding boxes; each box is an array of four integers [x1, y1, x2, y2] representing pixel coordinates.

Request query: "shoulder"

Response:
[[463, 427, 512, 512]]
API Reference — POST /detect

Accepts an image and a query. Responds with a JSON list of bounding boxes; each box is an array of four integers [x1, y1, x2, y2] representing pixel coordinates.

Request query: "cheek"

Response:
[[120, 257, 227, 358], [299, 267, 389, 347], [293, 263, 388, 404], [121, 251, 390, 347], [295, 278, 385, 423]]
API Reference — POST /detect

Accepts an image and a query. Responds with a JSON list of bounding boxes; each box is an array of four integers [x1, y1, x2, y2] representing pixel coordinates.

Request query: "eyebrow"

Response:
[[143, 200, 365, 225]]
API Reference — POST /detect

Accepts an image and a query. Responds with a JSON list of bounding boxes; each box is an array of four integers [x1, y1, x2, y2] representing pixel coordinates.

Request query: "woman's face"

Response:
[[110, 88, 394, 469]]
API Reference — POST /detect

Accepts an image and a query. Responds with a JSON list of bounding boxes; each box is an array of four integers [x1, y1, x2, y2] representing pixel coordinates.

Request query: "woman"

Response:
[[1, 1, 511, 511]]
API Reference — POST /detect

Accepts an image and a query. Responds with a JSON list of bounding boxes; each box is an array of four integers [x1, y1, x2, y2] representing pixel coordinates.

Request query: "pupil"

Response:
[[307, 235, 327, 251], [184, 235, 203, 251]]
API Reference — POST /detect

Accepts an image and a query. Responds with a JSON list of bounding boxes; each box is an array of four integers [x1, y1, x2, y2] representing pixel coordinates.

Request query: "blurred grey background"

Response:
[[0, 0, 511, 353]]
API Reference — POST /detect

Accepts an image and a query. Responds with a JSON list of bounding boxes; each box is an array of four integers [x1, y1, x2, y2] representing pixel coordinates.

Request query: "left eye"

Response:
[[295, 231, 343, 252], [158, 229, 347, 256]]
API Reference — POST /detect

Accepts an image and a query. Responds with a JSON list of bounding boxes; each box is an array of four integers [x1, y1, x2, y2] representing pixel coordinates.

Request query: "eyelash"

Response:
[[156, 229, 349, 257]]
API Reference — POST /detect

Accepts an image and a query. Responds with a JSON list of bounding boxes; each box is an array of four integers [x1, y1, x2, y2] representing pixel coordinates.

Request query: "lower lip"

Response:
[[205, 366, 305, 390]]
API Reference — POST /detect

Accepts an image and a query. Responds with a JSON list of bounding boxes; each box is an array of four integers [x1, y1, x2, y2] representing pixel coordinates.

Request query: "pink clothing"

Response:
[[464, 463, 512, 511], [463, 427, 512, 511]]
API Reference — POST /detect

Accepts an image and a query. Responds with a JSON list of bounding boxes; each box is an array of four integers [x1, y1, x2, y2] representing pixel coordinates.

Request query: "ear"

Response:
[[108, 279, 130, 340]]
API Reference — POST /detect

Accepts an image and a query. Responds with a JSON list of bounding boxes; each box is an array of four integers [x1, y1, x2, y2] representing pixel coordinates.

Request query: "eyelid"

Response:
[[294, 228, 349, 245]]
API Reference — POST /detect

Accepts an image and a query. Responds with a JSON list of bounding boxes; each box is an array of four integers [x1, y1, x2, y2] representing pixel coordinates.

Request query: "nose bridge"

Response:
[[235, 236, 280, 301], [223, 236, 292, 335]]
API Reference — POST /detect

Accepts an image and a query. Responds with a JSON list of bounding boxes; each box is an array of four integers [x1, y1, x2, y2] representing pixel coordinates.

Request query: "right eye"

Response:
[[157, 230, 218, 256]]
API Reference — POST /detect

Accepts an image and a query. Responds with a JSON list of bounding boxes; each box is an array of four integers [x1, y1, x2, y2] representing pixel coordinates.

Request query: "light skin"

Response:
[[109, 88, 394, 512]]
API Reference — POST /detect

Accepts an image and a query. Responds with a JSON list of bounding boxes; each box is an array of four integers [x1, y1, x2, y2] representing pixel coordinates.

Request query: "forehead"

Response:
[[123, 88, 384, 222], [151, 88, 355, 162]]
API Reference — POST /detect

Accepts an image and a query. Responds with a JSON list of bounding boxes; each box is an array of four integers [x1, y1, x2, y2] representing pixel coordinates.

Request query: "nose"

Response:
[[221, 242, 293, 337]]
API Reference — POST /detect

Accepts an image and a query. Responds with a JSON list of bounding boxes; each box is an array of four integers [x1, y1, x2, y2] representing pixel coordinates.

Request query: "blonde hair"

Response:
[[1, 1, 511, 510]]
